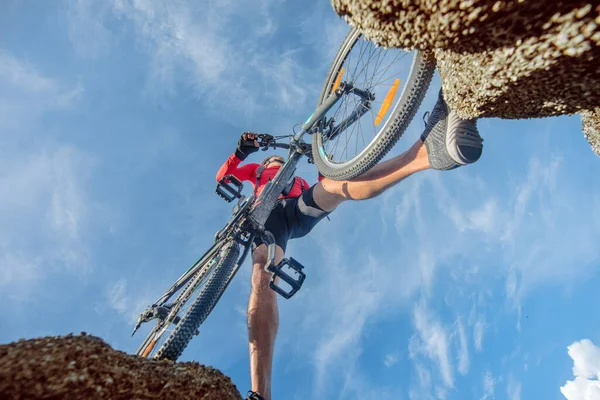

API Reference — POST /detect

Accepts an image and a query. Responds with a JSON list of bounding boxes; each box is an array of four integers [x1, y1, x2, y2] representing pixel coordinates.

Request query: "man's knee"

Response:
[[320, 176, 383, 202], [313, 180, 346, 211]]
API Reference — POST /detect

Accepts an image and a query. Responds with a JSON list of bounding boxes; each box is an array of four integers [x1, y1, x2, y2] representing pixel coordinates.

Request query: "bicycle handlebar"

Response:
[[267, 142, 290, 150], [244, 133, 312, 157], [250, 134, 292, 151]]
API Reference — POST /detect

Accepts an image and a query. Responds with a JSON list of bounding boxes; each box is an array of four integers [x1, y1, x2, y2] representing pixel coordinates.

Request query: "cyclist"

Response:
[[217, 91, 483, 400]]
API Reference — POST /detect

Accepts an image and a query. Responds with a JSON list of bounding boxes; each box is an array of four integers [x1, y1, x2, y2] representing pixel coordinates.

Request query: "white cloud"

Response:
[[467, 199, 499, 234], [433, 149, 600, 291], [274, 185, 457, 397], [569, 340, 600, 380], [312, 248, 384, 391], [336, 361, 405, 400], [0, 51, 55, 92], [274, 178, 460, 393], [422, 149, 600, 333], [0, 52, 92, 298], [0, 249, 41, 298], [473, 318, 485, 352], [0, 51, 83, 133], [499, 156, 600, 309], [409, 363, 436, 400], [507, 374, 521, 400], [100, 278, 158, 325], [106, 0, 332, 123], [427, 173, 497, 235], [561, 339, 600, 400], [48, 147, 90, 243], [481, 370, 496, 400], [283, 139, 599, 398], [0, 50, 82, 101], [0, 145, 93, 271], [66, 0, 112, 58], [409, 300, 454, 388], [108, 279, 129, 314], [384, 354, 398, 368], [455, 318, 469, 375]]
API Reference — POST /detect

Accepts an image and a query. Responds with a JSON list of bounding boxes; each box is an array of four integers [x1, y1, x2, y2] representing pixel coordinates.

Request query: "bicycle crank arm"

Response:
[[261, 231, 278, 273]]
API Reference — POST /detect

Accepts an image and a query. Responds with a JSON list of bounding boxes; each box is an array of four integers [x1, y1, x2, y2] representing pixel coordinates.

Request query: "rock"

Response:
[[331, 0, 600, 157], [581, 108, 600, 156], [0, 334, 242, 400]]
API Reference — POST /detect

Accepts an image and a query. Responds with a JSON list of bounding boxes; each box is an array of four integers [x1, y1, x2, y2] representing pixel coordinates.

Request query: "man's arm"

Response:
[[216, 132, 261, 183], [215, 153, 259, 182]]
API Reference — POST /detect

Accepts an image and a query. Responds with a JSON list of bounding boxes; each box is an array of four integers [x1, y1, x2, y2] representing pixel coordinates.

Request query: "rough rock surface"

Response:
[[332, 0, 600, 157], [581, 107, 600, 155], [0, 334, 242, 400]]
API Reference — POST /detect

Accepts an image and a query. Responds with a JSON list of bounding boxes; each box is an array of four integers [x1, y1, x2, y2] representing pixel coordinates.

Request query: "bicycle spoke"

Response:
[[320, 33, 414, 164]]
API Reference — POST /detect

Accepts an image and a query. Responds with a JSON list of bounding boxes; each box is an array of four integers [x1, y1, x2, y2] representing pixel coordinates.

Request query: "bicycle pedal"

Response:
[[267, 257, 306, 299], [216, 175, 244, 202]]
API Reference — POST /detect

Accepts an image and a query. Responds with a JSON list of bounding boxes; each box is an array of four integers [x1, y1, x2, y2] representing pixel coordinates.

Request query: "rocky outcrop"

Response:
[[582, 107, 600, 155], [332, 0, 600, 157], [0, 334, 242, 400]]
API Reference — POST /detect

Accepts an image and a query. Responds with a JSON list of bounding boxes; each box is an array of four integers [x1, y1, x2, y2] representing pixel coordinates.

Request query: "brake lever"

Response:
[[258, 134, 275, 150]]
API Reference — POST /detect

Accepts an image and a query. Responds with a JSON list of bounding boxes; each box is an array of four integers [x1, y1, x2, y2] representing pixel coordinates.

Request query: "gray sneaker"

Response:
[[421, 89, 483, 170]]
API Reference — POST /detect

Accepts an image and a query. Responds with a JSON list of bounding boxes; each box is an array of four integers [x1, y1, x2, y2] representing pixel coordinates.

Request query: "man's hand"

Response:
[[235, 132, 260, 160]]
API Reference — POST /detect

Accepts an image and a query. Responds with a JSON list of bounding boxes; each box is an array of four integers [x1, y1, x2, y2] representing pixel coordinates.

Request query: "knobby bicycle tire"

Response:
[[313, 27, 436, 180], [154, 240, 240, 361], [135, 243, 224, 359]]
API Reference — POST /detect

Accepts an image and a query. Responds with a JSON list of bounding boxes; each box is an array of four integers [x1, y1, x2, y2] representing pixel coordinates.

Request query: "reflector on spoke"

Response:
[[374, 78, 401, 126], [331, 67, 345, 94]]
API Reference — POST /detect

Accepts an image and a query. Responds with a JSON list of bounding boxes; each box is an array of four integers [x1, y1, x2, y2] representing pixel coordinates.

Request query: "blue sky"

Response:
[[2, 1, 600, 399]]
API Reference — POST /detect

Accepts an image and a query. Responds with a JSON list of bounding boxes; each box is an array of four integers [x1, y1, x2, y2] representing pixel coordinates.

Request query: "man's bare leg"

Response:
[[314, 139, 430, 211], [245, 90, 483, 399], [314, 88, 483, 211], [247, 244, 284, 400]]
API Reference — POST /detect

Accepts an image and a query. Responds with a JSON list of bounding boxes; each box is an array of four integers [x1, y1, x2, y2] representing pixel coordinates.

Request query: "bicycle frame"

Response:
[[249, 81, 361, 228], [155, 83, 352, 298], [133, 81, 368, 345]]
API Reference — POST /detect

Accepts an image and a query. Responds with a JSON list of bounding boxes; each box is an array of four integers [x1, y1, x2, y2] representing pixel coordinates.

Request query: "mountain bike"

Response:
[[132, 27, 436, 361]]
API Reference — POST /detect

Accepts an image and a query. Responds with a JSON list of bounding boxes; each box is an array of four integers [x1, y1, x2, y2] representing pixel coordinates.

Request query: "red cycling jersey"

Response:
[[216, 153, 311, 199]]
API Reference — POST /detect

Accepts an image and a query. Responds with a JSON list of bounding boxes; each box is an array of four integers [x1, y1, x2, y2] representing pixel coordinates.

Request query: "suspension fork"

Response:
[[299, 82, 373, 142]]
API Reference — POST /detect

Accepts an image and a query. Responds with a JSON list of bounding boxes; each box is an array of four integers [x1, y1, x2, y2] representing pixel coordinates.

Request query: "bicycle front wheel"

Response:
[[313, 28, 435, 180], [136, 240, 240, 361]]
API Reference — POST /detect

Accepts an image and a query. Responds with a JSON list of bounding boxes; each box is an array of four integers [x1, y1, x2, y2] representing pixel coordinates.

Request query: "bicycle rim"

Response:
[[153, 240, 240, 361], [313, 28, 434, 179], [135, 243, 226, 359]]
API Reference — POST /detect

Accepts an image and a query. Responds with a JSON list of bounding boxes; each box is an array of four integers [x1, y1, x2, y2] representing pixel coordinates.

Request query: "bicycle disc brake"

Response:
[[131, 304, 177, 336]]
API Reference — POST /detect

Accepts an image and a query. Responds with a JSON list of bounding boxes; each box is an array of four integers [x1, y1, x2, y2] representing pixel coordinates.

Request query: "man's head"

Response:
[[261, 155, 285, 168]]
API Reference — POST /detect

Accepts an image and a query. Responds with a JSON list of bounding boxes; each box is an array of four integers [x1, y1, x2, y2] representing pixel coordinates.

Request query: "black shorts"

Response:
[[253, 184, 330, 252]]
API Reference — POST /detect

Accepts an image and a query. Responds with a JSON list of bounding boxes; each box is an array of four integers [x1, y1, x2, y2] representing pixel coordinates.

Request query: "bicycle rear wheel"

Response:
[[312, 27, 435, 180], [136, 240, 240, 361]]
